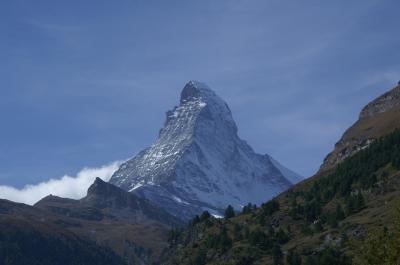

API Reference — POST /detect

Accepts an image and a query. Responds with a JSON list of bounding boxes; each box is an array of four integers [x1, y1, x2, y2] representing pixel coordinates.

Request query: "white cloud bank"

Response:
[[0, 161, 122, 205]]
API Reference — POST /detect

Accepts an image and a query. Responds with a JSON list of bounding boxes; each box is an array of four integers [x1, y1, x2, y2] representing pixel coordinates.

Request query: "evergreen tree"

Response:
[[262, 200, 280, 215], [314, 220, 323, 232], [224, 205, 235, 219], [242, 203, 255, 214], [218, 227, 232, 251], [275, 228, 290, 244], [287, 249, 302, 265], [200, 211, 211, 221], [192, 248, 207, 265], [272, 244, 283, 265], [355, 192, 365, 211], [358, 207, 400, 265], [335, 204, 345, 221], [345, 195, 355, 215], [233, 223, 243, 241], [191, 215, 201, 225], [303, 247, 351, 265]]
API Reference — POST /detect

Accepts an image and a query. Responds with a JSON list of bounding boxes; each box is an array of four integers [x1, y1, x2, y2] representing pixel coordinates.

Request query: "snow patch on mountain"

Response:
[[110, 81, 302, 220]]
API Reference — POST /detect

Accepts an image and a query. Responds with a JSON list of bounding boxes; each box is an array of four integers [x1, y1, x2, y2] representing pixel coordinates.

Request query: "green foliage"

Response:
[[324, 204, 345, 228], [316, 129, 400, 199], [271, 244, 283, 265], [200, 211, 211, 221], [189, 211, 214, 228], [275, 228, 290, 244], [166, 130, 400, 265], [204, 226, 232, 252], [191, 215, 201, 225], [261, 200, 280, 216], [191, 248, 207, 265], [394, 153, 400, 169], [230, 246, 260, 265], [303, 247, 351, 265], [248, 228, 272, 250], [233, 223, 243, 241], [288, 129, 400, 224], [357, 207, 400, 265], [303, 200, 322, 222], [344, 193, 365, 215], [314, 220, 323, 232], [242, 203, 257, 214], [287, 249, 302, 265], [0, 226, 126, 265], [224, 205, 235, 219], [335, 204, 345, 220], [168, 228, 181, 243], [299, 224, 313, 236]]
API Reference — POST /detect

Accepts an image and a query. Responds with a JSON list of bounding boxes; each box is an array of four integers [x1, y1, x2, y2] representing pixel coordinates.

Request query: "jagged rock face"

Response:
[[8, 178, 183, 265], [359, 84, 400, 119], [320, 83, 400, 172], [110, 81, 301, 220], [36, 178, 183, 227], [82, 178, 183, 227]]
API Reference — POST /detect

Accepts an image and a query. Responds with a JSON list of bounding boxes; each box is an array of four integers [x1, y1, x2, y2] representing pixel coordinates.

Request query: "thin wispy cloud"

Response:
[[363, 70, 400, 87], [27, 19, 84, 32]]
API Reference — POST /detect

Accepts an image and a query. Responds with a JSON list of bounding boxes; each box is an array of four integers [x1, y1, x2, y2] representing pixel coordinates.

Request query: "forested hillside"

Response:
[[163, 129, 400, 265]]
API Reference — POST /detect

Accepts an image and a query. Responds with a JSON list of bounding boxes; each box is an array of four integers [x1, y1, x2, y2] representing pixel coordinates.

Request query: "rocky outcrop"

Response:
[[359, 84, 400, 119], [320, 83, 400, 172]]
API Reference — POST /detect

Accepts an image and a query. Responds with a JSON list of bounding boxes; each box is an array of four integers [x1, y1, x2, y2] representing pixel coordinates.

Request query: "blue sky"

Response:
[[1, 0, 400, 188]]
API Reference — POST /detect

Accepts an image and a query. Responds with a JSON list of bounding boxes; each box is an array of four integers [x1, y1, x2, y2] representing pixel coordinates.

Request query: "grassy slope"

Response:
[[320, 86, 400, 172], [0, 194, 174, 265], [164, 129, 400, 265], [0, 206, 127, 265]]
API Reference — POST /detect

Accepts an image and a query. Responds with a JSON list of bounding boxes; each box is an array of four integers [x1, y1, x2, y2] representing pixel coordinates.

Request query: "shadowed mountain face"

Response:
[[0, 200, 126, 265], [37, 177, 183, 227], [0, 178, 183, 265], [110, 81, 302, 221], [320, 83, 400, 172]]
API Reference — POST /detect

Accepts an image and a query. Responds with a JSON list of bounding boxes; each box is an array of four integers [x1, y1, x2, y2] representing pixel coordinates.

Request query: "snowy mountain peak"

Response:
[[180, 80, 212, 102], [177, 80, 237, 131], [110, 81, 302, 221]]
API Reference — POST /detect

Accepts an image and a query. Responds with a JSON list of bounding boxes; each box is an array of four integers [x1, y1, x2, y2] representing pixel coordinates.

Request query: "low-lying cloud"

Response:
[[0, 161, 122, 205]]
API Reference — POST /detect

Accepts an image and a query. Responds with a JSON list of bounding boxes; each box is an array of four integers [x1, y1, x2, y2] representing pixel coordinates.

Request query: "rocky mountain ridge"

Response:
[[0, 177, 183, 265], [320, 83, 400, 171], [110, 81, 302, 220]]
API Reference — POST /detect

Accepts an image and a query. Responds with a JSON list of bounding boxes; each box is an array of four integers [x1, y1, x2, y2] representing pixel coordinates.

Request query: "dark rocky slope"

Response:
[[1, 179, 183, 265]]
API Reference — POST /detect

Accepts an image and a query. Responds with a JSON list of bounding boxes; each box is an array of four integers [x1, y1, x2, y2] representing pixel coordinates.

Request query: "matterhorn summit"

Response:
[[110, 81, 302, 220]]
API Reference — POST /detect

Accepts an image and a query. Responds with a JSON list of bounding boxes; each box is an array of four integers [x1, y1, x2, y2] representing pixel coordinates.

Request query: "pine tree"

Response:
[[191, 215, 200, 225], [336, 204, 345, 221], [358, 207, 400, 265], [355, 192, 365, 212], [233, 223, 243, 241], [192, 248, 207, 265], [218, 227, 232, 251], [287, 249, 302, 265], [224, 205, 235, 219], [200, 211, 211, 221], [272, 244, 283, 265], [242, 203, 255, 214]]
